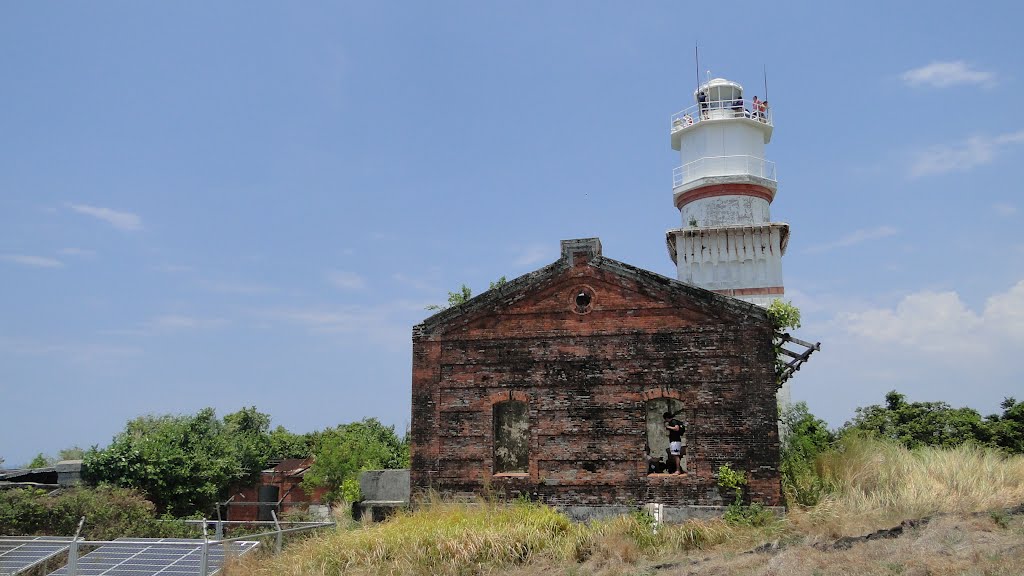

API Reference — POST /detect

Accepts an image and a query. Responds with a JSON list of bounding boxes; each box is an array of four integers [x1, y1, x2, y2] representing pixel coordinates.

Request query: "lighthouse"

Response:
[[666, 77, 787, 307], [666, 77, 794, 405]]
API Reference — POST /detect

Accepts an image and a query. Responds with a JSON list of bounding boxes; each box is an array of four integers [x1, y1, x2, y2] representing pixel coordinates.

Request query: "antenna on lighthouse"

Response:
[[763, 65, 769, 101], [694, 43, 700, 94]]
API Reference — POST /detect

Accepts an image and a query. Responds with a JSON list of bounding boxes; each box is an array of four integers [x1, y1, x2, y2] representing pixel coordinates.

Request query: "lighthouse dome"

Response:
[[694, 78, 743, 103]]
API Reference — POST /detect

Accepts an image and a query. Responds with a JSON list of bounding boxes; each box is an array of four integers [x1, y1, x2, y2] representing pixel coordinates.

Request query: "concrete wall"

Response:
[[359, 469, 411, 503], [55, 460, 83, 487], [680, 194, 771, 228], [673, 224, 786, 292], [679, 121, 768, 166]]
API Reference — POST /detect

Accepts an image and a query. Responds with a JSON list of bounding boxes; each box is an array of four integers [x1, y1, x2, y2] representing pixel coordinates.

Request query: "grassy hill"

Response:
[[224, 437, 1024, 576]]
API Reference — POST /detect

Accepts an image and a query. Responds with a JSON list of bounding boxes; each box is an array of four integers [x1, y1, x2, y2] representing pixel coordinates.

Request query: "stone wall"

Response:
[[411, 239, 782, 507]]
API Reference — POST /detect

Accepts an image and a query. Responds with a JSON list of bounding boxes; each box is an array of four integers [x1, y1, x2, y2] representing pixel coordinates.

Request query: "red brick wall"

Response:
[[411, 255, 782, 507], [225, 477, 329, 521]]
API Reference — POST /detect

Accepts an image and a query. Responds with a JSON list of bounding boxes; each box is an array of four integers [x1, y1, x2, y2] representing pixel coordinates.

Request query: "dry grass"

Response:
[[790, 436, 1024, 537], [224, 439, 1024, 575], [223, 498, 763, 576]]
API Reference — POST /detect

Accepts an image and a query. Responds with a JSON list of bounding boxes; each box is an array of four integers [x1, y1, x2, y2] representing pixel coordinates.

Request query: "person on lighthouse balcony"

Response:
[[752, 96, 768, 122]]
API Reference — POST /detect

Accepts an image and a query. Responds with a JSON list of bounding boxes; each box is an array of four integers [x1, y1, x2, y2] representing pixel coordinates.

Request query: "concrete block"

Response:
[[55, 460, 83, 487], [359, 469, 410, 503]]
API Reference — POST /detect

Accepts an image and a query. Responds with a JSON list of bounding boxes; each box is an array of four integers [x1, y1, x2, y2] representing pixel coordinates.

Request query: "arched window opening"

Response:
[[493, 400, 529, 474], [645, 398, 686, 474]]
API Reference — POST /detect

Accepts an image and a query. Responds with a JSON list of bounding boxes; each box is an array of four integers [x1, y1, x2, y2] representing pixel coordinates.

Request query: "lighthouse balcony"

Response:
[[670, 99, 773, 150], [671, 98, 772, 131], [673, 155, 776, 189]]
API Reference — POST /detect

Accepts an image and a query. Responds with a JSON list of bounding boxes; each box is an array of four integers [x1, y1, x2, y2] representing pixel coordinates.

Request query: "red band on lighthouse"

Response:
[[674, 183, 775, 210]]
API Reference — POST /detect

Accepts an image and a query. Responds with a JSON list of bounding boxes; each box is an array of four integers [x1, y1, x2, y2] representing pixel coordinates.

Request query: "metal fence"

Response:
[[672, 155, 776, 188], [2, 513, 335, 576], [670, 98, 773, 131]]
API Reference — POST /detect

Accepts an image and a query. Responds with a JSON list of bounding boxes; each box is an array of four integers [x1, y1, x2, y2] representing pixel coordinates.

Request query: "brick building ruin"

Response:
[[410, 238, 783, 512]]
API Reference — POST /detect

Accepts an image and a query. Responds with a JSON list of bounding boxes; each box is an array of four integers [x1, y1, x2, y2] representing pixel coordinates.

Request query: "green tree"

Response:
[[303, 418, 409, 504], [841, 391, 991, 450], [426, 284, 473, 311], [223, 406, 273, 484], [268, 425, 315, 460], [426, 277, 508, 311], [58, 446, 86, 461], [84, 407, 275, 516], [27, 454, 52, 468], [988, 397, 1024, 454], [779, 402, 834, 505]]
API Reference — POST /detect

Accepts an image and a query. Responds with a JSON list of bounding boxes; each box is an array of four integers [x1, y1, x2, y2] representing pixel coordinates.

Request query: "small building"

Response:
[[410, 238, 783, 514], [0, 460, 83, 490], [225, 458, 330, 521]]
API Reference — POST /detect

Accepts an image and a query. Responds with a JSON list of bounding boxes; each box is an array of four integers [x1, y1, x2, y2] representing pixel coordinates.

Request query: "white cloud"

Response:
[[199, 280, 274, 294], [512, 243, 553, 267], [792, 280, 1024, 428], [260, 301, 424, 347], [993, 203, 1017, 216], [841, 290, 985, 355], [0, 337, 142, 363], [150, 315, 226, 330], [901, 60, 995, 88], [909, 130, 1024, 178], [67, 203, 143, 231], [804, 226, 898, 254], [59, 247, 97, 257], [0, 254, 64, 268], [836, 281, 1024, 359], [327, 270, 366, 290], [985, 281, 1024, 340], [153, 264, 194, 274], [392, 272, 439, 292]]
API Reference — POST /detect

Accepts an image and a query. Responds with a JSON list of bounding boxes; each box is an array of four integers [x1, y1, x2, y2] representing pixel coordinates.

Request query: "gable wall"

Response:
[[411, 260, 782, 507]]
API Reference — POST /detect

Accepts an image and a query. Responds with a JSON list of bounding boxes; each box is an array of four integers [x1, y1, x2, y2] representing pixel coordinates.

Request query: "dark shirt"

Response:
[[667, 419, 684, 442]]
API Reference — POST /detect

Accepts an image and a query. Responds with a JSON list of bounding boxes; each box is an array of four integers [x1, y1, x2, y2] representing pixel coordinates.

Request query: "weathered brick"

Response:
[[411, 239, 782, 507]]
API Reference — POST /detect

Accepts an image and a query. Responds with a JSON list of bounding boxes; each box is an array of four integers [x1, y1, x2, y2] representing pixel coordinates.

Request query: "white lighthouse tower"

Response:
[[666, 77, 787, 306], [666, 77, 793, 404]]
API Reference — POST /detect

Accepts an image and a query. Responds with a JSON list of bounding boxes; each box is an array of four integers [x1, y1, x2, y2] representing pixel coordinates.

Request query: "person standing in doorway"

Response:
[[663, 412, 685, 474]]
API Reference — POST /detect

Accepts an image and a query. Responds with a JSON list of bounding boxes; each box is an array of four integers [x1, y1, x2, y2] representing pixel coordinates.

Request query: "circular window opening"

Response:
[[575, 291, 591, 307], [571, 286, 595, 314]]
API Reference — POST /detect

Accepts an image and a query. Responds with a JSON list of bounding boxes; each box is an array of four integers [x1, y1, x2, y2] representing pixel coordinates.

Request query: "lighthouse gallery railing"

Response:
[[673, 155, 776, 188], [670, 98, 773, 130]]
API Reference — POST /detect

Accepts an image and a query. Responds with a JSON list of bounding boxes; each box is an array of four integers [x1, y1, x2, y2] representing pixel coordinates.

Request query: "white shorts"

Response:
[[669, 442, 682, 456]]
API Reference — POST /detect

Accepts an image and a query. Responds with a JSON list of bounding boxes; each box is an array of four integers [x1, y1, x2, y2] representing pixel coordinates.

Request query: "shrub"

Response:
[[84, 407, 273, 517], [780, 402, 835, 506], [0, 486, 200, 539], [225, 497, 737, 576]]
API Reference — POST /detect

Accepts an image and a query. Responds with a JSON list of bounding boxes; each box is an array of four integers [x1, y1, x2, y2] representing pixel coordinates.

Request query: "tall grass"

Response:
[[228, 498, 744, 576], [793, 435, 1024, 535], [228, 439, 1024, 573]]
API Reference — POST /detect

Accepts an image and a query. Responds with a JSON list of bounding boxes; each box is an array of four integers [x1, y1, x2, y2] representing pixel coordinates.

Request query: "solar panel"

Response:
[[47, 538, 259, 576], [0, 536, 72, 575]]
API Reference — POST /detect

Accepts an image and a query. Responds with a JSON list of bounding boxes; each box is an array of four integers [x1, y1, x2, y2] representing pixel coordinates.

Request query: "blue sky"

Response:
[[2, 2, 1023, 466]]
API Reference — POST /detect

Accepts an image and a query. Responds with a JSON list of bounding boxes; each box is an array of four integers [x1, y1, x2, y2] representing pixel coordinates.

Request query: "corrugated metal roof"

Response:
[[262, 457, 314, 477]]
